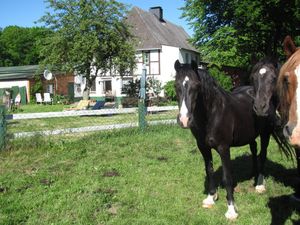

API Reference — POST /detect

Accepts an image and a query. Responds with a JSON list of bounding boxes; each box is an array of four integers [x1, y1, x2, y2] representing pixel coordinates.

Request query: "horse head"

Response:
[[250, 58, 278, 116], [278, 36, 300, 147], [174, 60, 200, 128]]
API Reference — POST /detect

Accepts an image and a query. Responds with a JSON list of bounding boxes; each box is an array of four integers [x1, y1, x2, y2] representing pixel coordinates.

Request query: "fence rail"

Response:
[[6, 106, 178, 139], [6, 106, 178, 120]]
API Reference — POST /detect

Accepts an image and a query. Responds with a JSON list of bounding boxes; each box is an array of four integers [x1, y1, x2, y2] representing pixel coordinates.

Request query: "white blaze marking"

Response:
[[180, 76, 189, 117], [182, 76, 189, 86], [259, 67, 267, 75], [180, 99, 188, 117]]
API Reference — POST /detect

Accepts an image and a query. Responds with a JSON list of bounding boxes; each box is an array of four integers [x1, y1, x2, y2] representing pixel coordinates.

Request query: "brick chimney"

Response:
[[149, 6, 164, 22]]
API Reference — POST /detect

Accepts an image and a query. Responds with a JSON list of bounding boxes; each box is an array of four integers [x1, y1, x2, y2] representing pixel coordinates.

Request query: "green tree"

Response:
[[181, 0, 300, 67], [39, 0, 136, 99], [0, 26, 50, 66]]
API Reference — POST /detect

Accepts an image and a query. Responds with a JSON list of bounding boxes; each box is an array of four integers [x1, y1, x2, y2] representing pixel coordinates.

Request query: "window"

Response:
[[104, 80, 112, 95], [142, 52, 150, 65], [90, 79, 96, 93], [185, 53, 190, 63], [46, 84, 54, 94]]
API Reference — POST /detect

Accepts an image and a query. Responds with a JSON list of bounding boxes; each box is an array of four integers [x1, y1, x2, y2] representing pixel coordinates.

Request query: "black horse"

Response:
[[250, 57, 300, 200], [174, 60, 284, 220]]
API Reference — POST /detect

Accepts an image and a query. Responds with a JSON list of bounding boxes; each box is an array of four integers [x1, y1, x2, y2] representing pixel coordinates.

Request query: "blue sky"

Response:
[[0, 0, 193, 36]]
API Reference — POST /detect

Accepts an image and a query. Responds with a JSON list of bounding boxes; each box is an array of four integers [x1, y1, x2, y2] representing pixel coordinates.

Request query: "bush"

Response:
[[164, 80, 176, 101], [121, 97, 138, 108]]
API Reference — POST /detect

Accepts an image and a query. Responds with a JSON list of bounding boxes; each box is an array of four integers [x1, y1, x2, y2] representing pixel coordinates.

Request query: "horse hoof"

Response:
[[202, 203, 214, 208], [255, 185, 266, 193], [202, 193, 218, 208], [225, 211, 238, 220], [225, 204, 238, 220]]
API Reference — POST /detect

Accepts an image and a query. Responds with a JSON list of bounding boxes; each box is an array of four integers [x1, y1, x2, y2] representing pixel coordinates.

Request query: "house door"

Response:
[[68, 82, 74, 102]]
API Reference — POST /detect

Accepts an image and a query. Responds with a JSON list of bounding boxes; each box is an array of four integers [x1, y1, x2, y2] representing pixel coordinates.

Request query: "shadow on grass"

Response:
[[201, 153, 300, 224]]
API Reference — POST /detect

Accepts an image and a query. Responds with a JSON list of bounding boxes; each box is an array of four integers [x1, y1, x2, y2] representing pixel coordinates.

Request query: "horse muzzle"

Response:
[[284, 122, 300, 147], [177, 114, 191, 128], [253, 101, 269, 117]]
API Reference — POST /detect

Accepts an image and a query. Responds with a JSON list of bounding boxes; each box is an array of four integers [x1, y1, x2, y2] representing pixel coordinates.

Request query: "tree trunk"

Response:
[[82, 87, 90, 100]]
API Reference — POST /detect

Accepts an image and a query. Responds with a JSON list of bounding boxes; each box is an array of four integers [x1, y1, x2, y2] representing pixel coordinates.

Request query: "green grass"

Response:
[[10, 103, 66, 114], [0, 125, 299, 224]]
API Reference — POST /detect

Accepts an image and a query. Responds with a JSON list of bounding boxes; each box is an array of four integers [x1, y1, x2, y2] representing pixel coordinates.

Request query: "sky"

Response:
[[0, 0, 193, 36]]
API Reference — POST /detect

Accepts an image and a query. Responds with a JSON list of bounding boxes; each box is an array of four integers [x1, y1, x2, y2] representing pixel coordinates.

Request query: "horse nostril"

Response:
[[253, 104, 258, 112], [284, 125, 292, 136]]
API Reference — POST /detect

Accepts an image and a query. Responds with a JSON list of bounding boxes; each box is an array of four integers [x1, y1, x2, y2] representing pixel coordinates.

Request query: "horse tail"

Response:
[[271, 121, 294, 159]]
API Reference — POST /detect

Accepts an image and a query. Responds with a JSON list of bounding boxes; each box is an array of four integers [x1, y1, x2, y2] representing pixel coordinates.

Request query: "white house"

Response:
[[74, 6, 199, 101]]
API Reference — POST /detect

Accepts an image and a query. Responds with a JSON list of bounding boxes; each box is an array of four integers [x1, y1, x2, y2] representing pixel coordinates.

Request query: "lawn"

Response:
[[0, 125, 299, 224]]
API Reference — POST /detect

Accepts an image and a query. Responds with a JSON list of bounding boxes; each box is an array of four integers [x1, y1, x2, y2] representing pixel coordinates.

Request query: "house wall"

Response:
[[74, 46, 200, 99], [0, 80, 30, 101]]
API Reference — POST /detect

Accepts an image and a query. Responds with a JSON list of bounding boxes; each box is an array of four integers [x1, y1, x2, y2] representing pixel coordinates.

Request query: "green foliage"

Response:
[[208, 66, 233, 91], [122, 80, 140, 98], [181, 0, 300, 66], [147, 77, 162, 96], [164, 80, 176, 101], [0, 26, 50, 66], [122, 77, 163, 98], [38, 0, 136, 98], [30, 74, 43, 101]]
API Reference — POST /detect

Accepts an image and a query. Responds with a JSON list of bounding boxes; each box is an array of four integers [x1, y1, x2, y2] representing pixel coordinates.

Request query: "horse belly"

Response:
[[232, 123, 257, 147]]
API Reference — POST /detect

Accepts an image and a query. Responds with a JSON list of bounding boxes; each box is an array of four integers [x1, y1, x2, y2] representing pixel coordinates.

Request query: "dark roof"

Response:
[[0, 65, 39, 80], [127, 7, 198, 52]]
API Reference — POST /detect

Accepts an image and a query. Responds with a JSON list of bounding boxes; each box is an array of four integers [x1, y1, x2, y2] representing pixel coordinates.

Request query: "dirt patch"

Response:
[[0, 186, 8, 193], [103, 170, 120, 177], [157, 156, 168, 161], [40, 178, 54, 186]]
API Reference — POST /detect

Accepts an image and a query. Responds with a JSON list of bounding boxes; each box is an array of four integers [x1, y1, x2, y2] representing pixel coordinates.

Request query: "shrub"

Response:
[[208, 66, 233, 91], [164, 80, 176, 101]]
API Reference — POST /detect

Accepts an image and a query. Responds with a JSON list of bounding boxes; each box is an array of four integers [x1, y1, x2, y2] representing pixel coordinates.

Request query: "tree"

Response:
[[181, 0, 300, 67], [39, 0, 136, 99], [0, 26, 49, 66]]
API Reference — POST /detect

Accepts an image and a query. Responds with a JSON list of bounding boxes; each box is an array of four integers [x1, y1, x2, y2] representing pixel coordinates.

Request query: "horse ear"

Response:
[[283, 35, 297, 59], [174, 60, 181, 71], [191, 60, 198, 71]]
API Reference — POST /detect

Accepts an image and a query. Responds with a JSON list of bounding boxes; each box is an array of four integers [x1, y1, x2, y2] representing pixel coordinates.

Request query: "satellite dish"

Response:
[[43, 69, 53, 80]]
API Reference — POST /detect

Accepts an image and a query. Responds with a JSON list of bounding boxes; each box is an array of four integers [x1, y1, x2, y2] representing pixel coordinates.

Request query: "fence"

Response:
[[5, 104, 178, 139], [0, 105, 6, 149]]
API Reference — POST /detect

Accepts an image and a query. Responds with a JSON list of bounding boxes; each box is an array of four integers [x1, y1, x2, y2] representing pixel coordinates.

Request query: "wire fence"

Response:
[[5, 100, 178, 140]]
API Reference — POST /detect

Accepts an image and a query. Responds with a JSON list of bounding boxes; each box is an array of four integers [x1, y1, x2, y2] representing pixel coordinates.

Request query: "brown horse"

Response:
[[278, 36, 300, 146], [277, 35, 300, 200]]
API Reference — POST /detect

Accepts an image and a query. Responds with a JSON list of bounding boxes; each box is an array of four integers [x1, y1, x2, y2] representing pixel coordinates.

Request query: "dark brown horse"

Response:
[[250, 56, 299, 200], [174, 60, 276, 220]]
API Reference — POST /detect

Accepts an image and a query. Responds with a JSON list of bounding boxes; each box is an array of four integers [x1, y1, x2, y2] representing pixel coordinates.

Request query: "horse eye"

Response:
[[283, 75, 290, 85]]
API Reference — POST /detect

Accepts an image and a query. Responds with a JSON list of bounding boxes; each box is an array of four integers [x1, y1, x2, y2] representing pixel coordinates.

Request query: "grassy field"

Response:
[[0, 125, 299, 224]]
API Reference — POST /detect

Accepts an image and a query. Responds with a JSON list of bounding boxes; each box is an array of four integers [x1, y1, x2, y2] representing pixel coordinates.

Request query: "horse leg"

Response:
[[255, 133, 270, 193], [197, 142, 218, 208], [249, 140, 258, 178], [218, 146, 238, 220]]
